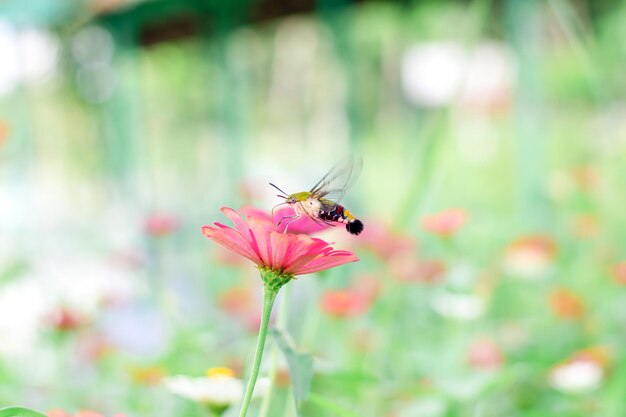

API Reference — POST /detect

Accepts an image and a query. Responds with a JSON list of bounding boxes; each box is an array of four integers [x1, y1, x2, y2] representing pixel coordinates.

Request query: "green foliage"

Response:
[[272, 328, 314, 413], [0, 408, 47, 417]]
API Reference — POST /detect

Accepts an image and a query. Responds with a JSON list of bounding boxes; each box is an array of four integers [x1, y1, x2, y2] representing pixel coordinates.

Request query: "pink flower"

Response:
[[319, 275, 379, 318], [144, 213, 179, 237], [272, 205, 329, 235], [47, 411, 126, 417], [47, 307, 86, 331], [201, 207, 358, 276], [320, 290, 372, 318], [356, 221, 416, 260], [390, 256, 446, 284], [421, 209, 467, 236], [611, 262, 626, 285], [467, 338, 504, 370]]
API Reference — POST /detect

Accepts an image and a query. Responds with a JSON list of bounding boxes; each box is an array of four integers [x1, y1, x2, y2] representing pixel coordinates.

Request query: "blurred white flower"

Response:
[[31, 258, 139, 316], [503, 235, 556, 280], [432, 292, 484, 321], [395, 396, 447, 417], [0, 257, 139, 357], [164, 371, 268, 408], [0, 279, 49, 356], [402, 42, 465, 108], [401, 41, 514, 109], [549, 360, 603, 393], [0, 22, 58, 95]]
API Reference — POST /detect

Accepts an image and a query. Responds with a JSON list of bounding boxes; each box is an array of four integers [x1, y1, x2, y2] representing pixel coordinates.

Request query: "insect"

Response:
[[270, 157, 364, 235]]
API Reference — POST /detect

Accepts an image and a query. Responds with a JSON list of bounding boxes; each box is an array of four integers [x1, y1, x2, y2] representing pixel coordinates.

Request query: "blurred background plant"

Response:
[[1, 0, 626, 416]]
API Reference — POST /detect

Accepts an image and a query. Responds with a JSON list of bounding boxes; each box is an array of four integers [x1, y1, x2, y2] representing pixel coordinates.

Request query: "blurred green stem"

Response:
[[238, 270, 291, 417]]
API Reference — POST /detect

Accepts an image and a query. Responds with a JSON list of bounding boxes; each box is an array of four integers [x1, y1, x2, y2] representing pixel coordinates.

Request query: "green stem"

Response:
[[238, 269, 292, 417], [238, 286, 277, 417], [257, 284, 290, 417]]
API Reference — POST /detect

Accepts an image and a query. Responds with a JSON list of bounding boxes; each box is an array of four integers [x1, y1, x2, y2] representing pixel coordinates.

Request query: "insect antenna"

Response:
[[269, 182, 289, 197]]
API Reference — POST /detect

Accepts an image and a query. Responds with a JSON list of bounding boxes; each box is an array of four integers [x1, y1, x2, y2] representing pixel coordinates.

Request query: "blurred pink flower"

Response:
[[319, 275, 379, 318], [48, 411, 126, 417], [218, 287, 254, 317], [216, 286, 271, 333], [571, 214, 599, 239], [421, 209, 467, 236], [47, 307, 86, 331], [0, 119, 9, 147], [320, 290, 372, 318], [611, 262, 626, 285], [273, 205, 329, 235], [467, 338, 504, 370], [390, 256, 446, 284], [201, 207, 358, 276], [357, 221, 416, 260], [144, 213, 179, 237]]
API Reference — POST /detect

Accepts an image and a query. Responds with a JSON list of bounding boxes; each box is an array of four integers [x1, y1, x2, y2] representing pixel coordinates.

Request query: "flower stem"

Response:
[[238, 285, 278, 417], [257, 283, 291, 417]]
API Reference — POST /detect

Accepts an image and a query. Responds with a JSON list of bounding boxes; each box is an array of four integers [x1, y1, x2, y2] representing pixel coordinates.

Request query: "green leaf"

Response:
[[271, 328, 314, 412], [306, 392, 362, 417], [0, 407, 48, 417]]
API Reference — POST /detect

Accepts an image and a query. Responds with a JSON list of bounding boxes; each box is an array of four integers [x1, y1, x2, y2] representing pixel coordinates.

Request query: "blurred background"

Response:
[[2, 0, 626, 416]]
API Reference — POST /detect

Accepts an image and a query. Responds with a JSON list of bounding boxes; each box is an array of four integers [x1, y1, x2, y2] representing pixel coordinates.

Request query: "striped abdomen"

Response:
[[319, 204, 364, 235]]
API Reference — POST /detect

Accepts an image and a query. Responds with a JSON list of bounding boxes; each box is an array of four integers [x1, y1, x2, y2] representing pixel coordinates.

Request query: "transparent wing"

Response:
[[309, 156, 363, 204]]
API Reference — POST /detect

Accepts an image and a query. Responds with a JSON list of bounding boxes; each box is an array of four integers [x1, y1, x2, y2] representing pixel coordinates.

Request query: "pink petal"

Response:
[[247, 216, 275, 267], [281, 235, 330, 272], [294, 252, 359, 275], [241, 206, 273, 223], [202, 225, 261, 265], [268, 230, 291, 271], [221, 207, 252, 237]]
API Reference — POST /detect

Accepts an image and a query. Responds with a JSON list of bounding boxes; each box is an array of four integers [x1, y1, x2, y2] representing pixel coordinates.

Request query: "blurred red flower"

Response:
[[611, 262, 626, 285], [47, 307, 86, 331], [549, 288, 585, 320], [421, 209, 467, 236], [319, 275, 379, 318], [320, 290, 371, 318]]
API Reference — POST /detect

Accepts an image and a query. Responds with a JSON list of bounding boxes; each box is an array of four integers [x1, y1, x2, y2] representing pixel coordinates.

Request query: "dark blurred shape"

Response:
[[139, 13, 198, 46], [95, 0, 358, 47]]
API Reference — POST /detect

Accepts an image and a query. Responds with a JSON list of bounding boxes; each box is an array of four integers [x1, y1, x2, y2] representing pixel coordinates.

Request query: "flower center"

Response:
[[259, 267, 294, 293], [206, 367, 236, 379]]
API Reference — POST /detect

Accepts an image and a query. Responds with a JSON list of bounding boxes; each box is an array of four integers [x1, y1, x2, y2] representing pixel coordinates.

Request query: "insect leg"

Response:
[[279, 204, 303, 233], [282, 214, 302, 234], [277, 213, 299, 227]]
